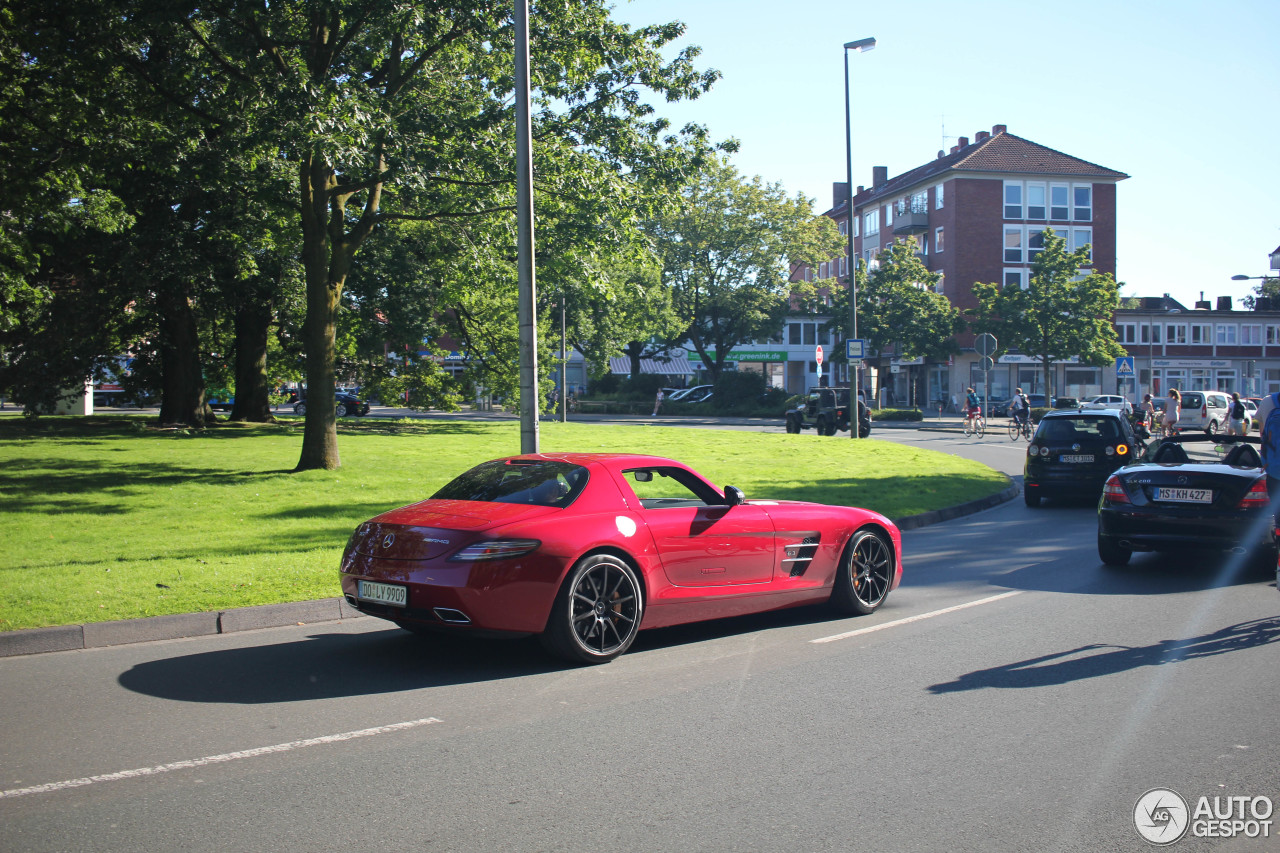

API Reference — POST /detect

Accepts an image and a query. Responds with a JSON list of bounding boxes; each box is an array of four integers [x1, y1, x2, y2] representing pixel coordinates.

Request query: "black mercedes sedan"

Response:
[[1024, 409, 1139, 507], [1096, 435, 1276, 568]]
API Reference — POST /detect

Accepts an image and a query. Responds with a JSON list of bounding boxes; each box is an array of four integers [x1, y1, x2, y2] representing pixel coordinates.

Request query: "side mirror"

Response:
[[723, 485, 745, 506]]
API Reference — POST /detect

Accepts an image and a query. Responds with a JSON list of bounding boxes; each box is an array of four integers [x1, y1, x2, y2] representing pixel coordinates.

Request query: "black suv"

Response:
[[1024, 409, 1138, 506], [785, 387, 871, 437]]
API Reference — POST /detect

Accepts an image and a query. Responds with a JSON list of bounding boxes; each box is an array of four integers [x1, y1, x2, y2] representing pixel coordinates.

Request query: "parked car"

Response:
[[1096, 434, 1275, 568], [1052, 396, 1079, 409], [340, 453, 902, 663], [668, 384, 712, 402], [1176, 390, 1231, 435], [294, 391, 370, 417], [785, 387, 871, 437], [1023, 409, 1139, 506], [1082, 394, 1133, 415]]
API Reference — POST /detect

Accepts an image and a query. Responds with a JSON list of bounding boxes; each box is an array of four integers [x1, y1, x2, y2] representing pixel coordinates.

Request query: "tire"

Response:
[[1097, 533, 1131, 566], [785, 415, 800, 434], [830, 529, 894, 615], [1008, 421, 1020, 440], [975, 417, 986, 437], [1205, 420, 1219, 436], [540, 553, 643, 664], [816, 416, 834, 436], [963, 418, 973, 437], [1024, 488, 1041, 507], [342, 403, 357, 417], [294, 401, 307, 416], [859, 419, 871, 438]]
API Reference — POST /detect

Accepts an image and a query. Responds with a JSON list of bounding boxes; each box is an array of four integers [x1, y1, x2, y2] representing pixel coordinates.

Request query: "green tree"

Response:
[[972, 229, 1125, 401], [654, 157, 843, 381]]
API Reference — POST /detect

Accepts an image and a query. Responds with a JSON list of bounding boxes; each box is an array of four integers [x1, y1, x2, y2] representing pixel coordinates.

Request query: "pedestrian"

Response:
[[1140, 393, 1155, 430], [1228, 392, 1247, 436], [652, 388, 664, 417], [1164, 388, 1181, 436]]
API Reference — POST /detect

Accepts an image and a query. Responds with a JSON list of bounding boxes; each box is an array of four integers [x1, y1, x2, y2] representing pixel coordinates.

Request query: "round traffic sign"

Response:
[[975, 333, 997, 357], [981, 356, 995, 371], [815, 345, 824, 366]]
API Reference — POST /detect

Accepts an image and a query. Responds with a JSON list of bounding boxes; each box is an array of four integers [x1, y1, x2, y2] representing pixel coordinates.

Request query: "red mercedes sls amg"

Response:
[[341, 453, 902, 663]]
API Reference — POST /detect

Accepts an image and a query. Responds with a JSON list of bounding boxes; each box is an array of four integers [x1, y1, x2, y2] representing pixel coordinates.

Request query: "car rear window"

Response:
[[432, 460, 589, 507], [1035, 416, 1124, 443], [1181, 393, 1204, 408]]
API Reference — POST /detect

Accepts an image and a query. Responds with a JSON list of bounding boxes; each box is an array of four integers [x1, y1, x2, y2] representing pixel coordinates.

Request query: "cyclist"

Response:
[[1010, 387, 1030, 433], [964, 387, 981, 430]]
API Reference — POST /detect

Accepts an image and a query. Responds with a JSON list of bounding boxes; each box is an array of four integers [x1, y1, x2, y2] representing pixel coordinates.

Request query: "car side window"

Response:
[[625, 467, 721, 509]]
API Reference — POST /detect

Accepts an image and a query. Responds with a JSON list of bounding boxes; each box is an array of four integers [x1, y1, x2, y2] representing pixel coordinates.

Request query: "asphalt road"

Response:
[[1, 427, 1277, 852]]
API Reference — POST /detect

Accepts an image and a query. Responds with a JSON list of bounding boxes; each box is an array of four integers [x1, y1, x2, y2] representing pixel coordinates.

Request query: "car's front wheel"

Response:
[[785, 415, 801, 434], [830, 529, 894, 615], [294, 401, 307, 416], [540, 553, 643, 664], [1097, 533, 1131, 566], [1024, 488, 1041, 507]]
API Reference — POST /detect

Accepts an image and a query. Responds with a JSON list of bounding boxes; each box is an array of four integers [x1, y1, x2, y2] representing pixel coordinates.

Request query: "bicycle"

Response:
[[963, 409, 985, 437], [1007, 415, 1033, 441]]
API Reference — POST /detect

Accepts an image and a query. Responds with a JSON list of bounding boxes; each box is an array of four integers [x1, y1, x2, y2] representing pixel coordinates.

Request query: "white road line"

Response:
[[0, 717, 442, 800], [810, 591, 1022, 644]]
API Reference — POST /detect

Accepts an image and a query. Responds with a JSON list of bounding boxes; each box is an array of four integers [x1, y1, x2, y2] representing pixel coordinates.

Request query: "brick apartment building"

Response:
[[798, 123, 1128, 407]]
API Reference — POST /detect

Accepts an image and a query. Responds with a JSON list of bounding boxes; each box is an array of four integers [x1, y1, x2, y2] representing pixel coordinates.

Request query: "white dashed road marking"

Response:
[[811, 591, 1022, 644]]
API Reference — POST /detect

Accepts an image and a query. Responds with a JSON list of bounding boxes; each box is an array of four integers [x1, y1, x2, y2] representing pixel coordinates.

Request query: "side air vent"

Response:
[[782, 536, 821, 577]]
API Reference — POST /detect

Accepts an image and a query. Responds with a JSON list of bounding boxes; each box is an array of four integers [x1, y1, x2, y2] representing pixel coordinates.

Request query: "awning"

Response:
[[608, 355, 694, 376]]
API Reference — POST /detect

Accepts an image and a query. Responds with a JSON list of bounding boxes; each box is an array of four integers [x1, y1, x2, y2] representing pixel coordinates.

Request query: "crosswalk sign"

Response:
[[1115, 356, 1135, 378]]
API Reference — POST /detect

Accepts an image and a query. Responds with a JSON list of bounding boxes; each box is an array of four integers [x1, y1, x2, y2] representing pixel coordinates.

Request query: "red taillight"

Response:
[[1202, 405, 1208, 417], [1237, 478, 1269, 509], [1103, 474, 1130, 504]]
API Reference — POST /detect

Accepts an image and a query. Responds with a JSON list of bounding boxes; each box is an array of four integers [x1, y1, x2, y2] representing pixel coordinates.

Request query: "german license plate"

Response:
[[357, 580, 407, 607], [1060, 454, 1095, 463], [1155, 487, 1212, 503]]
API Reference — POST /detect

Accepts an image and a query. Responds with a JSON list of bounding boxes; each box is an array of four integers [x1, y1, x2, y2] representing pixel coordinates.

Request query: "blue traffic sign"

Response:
[[1115, 356, 1135, 377], [846, 338, 866, 360]]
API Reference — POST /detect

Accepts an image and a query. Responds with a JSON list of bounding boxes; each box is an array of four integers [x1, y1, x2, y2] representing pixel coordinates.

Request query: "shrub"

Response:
[[872, 408, 923, 422]]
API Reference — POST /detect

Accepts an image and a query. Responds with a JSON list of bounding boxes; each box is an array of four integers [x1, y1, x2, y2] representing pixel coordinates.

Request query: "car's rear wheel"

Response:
[[1206, 420, 1220, 435], [830, 529, 894, 615], [294, 401, 307, 416], [540, 553, 643, 664], [816, 416, 832, 436], [1097, 533, 1131, 566], [1024, 488, 1041, 507]]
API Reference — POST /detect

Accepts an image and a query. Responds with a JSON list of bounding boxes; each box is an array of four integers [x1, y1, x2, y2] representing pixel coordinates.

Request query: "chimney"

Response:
[[975, 130, 990, 142], [1217, 296, 1233, 312], [958, 136, 969, 147], [950, 145, 959, 154], [992, 124, 1007, 135], [1195, 291, 1211, 310], [856, 185, 864, 194], [833, 182, 849, 209], [872, 166, 888, 187]]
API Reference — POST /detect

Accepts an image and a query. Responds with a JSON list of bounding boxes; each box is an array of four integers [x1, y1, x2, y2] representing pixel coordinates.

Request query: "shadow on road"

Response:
[[927, 615, 1280, 692]]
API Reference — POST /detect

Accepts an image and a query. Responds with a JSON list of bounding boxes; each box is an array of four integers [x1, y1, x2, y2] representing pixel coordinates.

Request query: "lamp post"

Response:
[[843, 36, 875, 438], [515, 0, 538, 453]]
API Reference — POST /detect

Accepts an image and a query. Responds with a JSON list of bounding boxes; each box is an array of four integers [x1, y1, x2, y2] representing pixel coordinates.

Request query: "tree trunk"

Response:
[[156, 279, 211, 428], [625, 341, 643, 377], [295, 157, 342, 470], [229, 300, 274, 422]]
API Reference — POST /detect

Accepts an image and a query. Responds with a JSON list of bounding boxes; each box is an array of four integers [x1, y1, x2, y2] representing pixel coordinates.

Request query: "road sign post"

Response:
[[845, 340, 865, 439]]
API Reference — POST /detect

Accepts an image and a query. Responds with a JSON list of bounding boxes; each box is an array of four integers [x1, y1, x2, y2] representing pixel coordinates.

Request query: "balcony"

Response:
[[893, 210, 930, 235]]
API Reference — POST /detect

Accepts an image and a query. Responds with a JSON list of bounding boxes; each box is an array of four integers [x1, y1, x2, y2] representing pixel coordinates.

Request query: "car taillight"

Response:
[[1116, 444, 1129, 456], [450, 539, 542, 561], [1102, 474, 1129, 504], [1237, 478, 1269, 509], [1202, 405, 1208, 417]]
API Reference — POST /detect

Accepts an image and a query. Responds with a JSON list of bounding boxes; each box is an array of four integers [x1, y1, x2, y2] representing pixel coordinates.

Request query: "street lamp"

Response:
[[843, 36, 875, 438]]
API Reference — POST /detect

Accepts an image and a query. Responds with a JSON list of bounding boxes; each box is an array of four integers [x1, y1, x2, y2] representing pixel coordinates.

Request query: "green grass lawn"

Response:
[[0, 415, 1008, 631]]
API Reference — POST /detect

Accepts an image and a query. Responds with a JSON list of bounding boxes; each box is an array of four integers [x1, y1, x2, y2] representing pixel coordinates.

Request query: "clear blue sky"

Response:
[[615, 0, 1280, 309]]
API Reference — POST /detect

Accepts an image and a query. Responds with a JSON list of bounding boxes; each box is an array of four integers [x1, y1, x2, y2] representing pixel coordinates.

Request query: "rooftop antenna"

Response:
[[940, 115, 958, 150]]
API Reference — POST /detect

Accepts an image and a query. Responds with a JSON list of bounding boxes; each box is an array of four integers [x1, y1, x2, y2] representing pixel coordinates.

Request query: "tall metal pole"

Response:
[[515, 0, 538, 453], [843, 37, 875, 439], [560, 294, 567, 423]]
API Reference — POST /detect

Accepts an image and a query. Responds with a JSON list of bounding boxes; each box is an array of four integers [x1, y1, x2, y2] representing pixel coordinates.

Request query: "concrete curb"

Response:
[[0, 597, 366, 659], [0, 483, 1019, 659]]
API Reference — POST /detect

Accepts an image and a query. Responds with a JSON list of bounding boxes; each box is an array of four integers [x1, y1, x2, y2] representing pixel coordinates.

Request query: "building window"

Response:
[[1027, 183, 1046, 220], [839, 256, 847, 276], [1050, 184, 1069, 220], [935, 226, 944, 253], [788, 323, 801, 345], [854, 217, 860, 238], [1191, 324, 1211, 345], [1074, 186, 1092, 222], [802, 323, 816, 346], [1117, 322, 1136, 344], [1241, 325, 1262, 345], [1216, 324, 1237, 345], [839, 220, 847, 236], [1072, 227, 1093, 262], [1165, 324, 1187, 344], [884, 204, 893, 226], [1004, 227, 1023, 262], [935, 273, 945, 294], [1028, 228, 1047, 261], [1004, 269, 1026, 290], [864, 210, 879, 235], [1004, 182, 1023, 219], [1140, 323, 1161, 344], [935, 183, 944, 209], [1266, 325, 1280, 345], [819, 262, 828, 279]]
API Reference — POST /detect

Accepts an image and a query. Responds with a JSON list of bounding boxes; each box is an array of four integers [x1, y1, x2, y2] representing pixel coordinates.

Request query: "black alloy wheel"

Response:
[[830, 529, 893, 615], [541, 554, 643, 664], [294, 401, 307, 416]]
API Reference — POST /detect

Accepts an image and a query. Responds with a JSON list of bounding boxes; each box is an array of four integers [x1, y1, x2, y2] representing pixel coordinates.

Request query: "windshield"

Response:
[[432, 460, 589, 507]]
